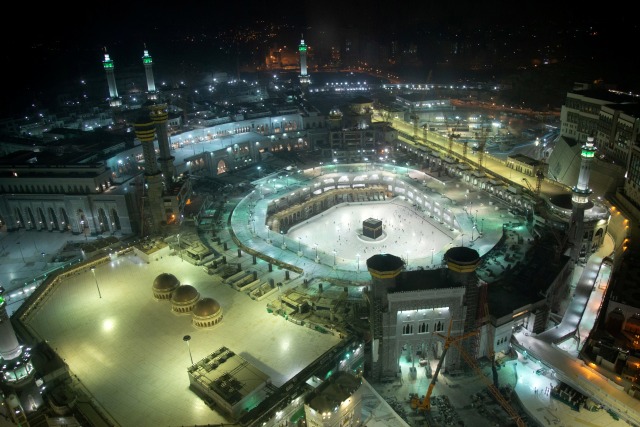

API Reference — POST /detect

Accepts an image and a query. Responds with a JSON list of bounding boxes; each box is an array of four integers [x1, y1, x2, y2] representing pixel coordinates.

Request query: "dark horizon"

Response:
[[2, 3, 638, 117]]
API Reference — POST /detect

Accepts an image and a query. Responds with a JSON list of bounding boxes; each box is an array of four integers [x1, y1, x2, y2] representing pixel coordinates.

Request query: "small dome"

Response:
[[153, 273, 180, 291], [172, 284, 199, 303], [193, 298, 221, 317]]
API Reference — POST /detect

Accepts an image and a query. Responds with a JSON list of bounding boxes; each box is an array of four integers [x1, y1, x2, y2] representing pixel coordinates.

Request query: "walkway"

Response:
[[513, 235, 640, 426]]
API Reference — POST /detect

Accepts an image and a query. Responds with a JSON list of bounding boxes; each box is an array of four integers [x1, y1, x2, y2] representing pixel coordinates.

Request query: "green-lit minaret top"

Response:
[[103, 53, 115, 69], [142, 49, 153, 65], [299, 40, 307, 52]]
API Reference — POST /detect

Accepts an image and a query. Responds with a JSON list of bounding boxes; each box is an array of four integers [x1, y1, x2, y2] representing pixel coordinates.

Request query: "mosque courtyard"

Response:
[[14, 164, 540, 426]]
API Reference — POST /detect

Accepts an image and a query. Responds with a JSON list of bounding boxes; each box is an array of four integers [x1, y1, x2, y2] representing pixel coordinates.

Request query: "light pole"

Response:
[[481, 218, 485, 234], [177, 234, 183, 262], [431, 248, 435, 265], [314, 244, 319, 262], [266, 226, 271, 243], [475, 209, 478, 224], [90, 267, 102, 299], [356, 253, 360, 272], [183, 335, 194, 365], [297, 237, 302, 256], [333, 249, 337, 269], [281, 230, 286, 249]]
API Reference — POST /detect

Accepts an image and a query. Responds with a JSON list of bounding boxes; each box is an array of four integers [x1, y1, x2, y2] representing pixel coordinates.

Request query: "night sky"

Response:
[[2, 2, 637, 117]]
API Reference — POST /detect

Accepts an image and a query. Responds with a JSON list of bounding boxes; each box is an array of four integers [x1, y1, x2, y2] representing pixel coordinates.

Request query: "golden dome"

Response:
[[171, 284, 199, 303], [192, 298, 222, 317], [152, 273, 180, 291]]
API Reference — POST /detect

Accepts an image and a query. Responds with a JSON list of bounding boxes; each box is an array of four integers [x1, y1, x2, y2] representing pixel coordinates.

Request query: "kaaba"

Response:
[[363, 218, 383, 239]]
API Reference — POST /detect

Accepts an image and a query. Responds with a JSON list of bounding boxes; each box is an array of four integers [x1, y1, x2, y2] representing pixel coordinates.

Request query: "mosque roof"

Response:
[[192, 297, 221, 317], [172, 284, 199, 303], [366, 253, 404, 272], [152, 273, 180, 291]]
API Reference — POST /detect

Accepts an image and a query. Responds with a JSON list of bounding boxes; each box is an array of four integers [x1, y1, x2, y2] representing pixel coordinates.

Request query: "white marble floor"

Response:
[[286, 198, 454, 268], [26, 252, 340, 426]]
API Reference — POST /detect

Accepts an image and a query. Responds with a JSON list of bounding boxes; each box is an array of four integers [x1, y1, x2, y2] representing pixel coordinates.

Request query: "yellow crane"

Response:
[[454, 341, 527, 427], [477, 126, 489, 172], [409, 318, 527, 427], [409, 319, 477, 412]]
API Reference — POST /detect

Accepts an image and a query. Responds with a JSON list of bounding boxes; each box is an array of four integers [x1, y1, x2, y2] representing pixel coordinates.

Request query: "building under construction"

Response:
[[365, 247, 482, 381]]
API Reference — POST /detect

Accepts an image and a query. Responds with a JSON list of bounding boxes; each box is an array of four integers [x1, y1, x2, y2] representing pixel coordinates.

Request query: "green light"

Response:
[[143, 58, 152, 64], [582, 148, 595, 157], [0, 296, 4, 305], [299, 45, 307, 52], [103, 61, 114, 69]]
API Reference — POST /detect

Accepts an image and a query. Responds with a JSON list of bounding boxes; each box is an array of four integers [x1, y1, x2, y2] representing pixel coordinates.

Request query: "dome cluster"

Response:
[[152, 273, 223, 328]]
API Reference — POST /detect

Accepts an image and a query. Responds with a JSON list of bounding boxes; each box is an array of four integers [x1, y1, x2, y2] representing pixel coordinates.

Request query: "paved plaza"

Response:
[[24, 252, 341, 426], [2, 161, 624, 426]]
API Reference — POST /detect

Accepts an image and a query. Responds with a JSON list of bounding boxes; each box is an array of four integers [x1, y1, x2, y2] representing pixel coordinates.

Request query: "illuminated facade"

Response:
[[102, 50, 121, 107], [142, 47, 158, 100], [299, 35, 311, 87], [0, 290, 34, 387]]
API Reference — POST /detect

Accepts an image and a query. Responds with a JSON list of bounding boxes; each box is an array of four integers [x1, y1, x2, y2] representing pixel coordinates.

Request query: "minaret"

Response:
[[0, 289, 35, 388], [570, 136, 596, 262], [148, 102, 175, 186], [298, 34, 310, 88], [102, 48, 121, 107], [134, 113, 166, 234], [142, 46, 158, 101]]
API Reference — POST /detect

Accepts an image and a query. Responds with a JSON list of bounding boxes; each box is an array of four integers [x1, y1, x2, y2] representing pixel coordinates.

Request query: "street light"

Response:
[[90, 266, 102, 299], [183, 335, 194, 365], [481, 218, 485, 234], [333, 249, 337, 268], [177, 234, 183, 262], [314, 244, 319, 262], [475, 209, 478, 224], [266, 225, 271, 243], [431, 248, 435, 264], [281, 230, 286, 249], [356, 253, 360, 272], [297, 237, 302, 256]]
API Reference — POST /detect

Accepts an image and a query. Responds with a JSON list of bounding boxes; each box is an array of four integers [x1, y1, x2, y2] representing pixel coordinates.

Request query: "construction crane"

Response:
[[454, 341, 527, 427], [411, 107, 420, 138], [522, 169, 544, 202], [409, 319, 478, 412], [477, 281, 497, 388], [477, 126, 489, 172], [410, 318, 526, 427], [442, 116, 454, 157]]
